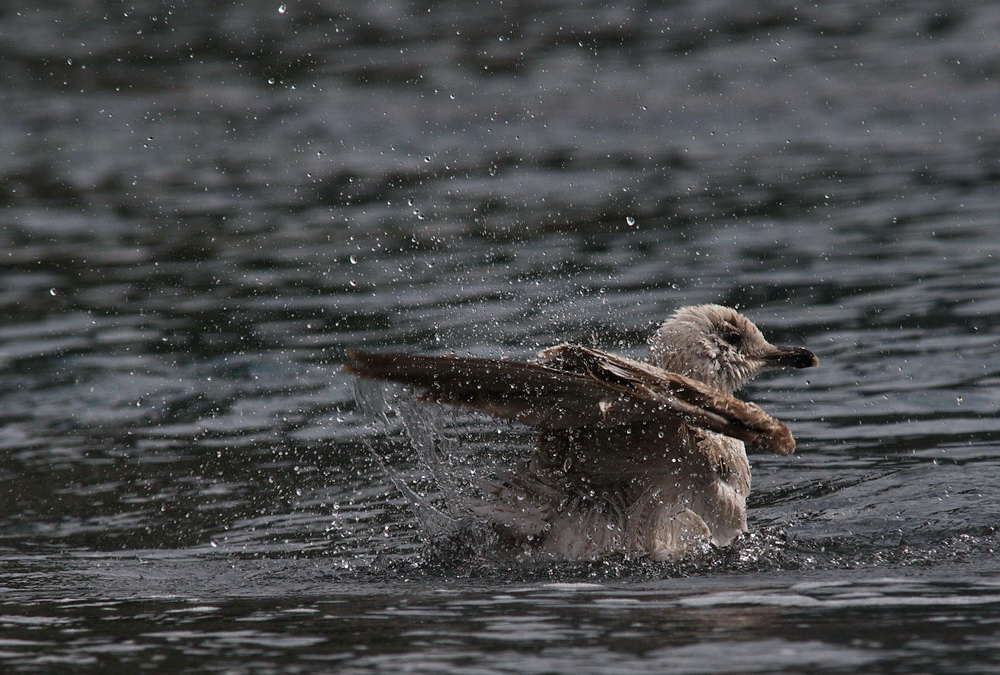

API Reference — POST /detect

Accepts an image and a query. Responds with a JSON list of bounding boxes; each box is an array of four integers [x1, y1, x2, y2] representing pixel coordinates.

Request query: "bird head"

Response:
[[649, 304, 818, 394]]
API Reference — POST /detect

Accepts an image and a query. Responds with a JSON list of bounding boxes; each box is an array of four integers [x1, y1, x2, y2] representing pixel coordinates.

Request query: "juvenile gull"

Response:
[[345, 304, 818, 561]]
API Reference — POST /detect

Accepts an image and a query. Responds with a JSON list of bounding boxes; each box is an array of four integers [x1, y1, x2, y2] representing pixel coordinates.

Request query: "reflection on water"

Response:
[[2, 0, 1000, 671], [4, 568, 1000, 672]]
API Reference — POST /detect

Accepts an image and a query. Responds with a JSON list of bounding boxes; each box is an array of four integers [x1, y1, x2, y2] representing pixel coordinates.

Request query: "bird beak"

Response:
[[762, 345, 819, 369]]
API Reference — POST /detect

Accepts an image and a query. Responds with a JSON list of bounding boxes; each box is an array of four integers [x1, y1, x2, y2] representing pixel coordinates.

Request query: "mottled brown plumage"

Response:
[[345, 304, 818, 561]]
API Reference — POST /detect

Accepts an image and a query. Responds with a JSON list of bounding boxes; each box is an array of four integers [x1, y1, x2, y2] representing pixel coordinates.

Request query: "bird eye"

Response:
[[719, 324, 743, 347]]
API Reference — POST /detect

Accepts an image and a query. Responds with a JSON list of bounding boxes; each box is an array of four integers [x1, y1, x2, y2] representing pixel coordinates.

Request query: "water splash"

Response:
[[352, 378, 521, 551]]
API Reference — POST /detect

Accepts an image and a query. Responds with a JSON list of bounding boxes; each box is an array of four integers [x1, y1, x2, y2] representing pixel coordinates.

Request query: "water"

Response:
[[2, 0, 1000, 671]]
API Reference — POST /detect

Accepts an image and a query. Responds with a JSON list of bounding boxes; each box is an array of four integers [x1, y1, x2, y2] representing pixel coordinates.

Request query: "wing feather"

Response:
[[344, 347, 795, 455]]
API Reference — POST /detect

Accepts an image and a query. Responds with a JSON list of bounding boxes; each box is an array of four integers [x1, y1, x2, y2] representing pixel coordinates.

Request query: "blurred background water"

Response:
[[2, 0, 999, 672]]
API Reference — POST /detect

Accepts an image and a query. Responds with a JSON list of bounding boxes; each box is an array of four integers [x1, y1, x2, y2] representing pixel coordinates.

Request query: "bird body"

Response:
[[345, 304, 818, 561]]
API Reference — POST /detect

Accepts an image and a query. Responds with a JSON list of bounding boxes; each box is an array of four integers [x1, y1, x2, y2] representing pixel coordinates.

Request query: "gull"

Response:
[[345, 304, 818, 561]]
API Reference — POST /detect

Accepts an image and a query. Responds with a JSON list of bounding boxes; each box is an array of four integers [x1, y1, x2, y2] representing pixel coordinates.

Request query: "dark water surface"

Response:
[[3, 1, 1000, 672]]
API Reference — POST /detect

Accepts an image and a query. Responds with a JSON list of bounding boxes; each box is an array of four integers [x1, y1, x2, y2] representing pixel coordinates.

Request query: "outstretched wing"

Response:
[[344, 345, 795, 455]]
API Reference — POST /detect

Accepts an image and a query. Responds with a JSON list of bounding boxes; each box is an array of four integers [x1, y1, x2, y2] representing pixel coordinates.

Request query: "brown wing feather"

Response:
[[537, 344, 795, 453], [344, 348, 795, 455]]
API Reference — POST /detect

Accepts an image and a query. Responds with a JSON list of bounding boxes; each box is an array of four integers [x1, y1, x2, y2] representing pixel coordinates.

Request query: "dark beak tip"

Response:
[[771, 345, 819, 369]]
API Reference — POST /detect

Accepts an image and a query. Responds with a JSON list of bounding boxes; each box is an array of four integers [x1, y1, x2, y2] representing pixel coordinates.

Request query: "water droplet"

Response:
[[349, 254, 357, 264], [49, 288, 57, 296], [626, 216, 636, 226], [278, 3, 286, 13]]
